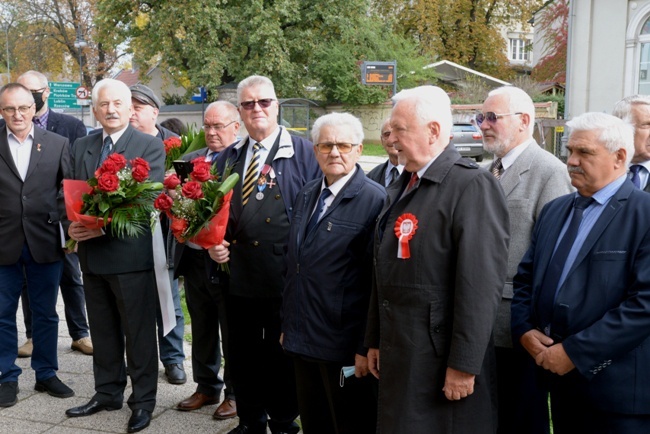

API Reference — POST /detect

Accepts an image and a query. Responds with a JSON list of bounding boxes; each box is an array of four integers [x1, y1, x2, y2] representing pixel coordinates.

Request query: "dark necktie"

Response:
[[491, 158, 503, 180], [98, 135, 113, 167], [630, 164, 643, 189], [537, 195, 594, 332], [242, 142, 262, 206], [209, 151, 219, 164], [389, 167, 399, 186], [306, 188, 331, 235]]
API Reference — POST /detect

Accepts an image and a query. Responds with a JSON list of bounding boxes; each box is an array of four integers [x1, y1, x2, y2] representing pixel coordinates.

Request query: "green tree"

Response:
[[531, 0, 568, 83], [95, 0, 436, 105], [373, 0, 544, 80]]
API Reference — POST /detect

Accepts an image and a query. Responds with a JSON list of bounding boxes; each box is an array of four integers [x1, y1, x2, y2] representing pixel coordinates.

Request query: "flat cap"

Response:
[[129, 84, 161, 109]]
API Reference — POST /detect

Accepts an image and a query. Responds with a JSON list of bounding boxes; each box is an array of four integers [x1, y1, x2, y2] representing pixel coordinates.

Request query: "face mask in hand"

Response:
[[32, 92, 46, 112]]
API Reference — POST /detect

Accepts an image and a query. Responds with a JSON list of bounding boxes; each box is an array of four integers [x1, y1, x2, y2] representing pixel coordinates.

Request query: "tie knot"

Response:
[[574, 195, 594, 210], [630, 164, 643, 175], [320, 188, 332, 200], [253, 142, 262, 152], [104, 135, 113, 146]]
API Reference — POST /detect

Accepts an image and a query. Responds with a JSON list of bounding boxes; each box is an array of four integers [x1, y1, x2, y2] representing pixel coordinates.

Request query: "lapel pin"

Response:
[[37, 144, 42, 152]]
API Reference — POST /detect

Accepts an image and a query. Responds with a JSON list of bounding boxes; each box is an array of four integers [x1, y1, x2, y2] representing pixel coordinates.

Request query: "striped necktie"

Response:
[[242, 142, 262, 205], [491, 158, 503, 180]]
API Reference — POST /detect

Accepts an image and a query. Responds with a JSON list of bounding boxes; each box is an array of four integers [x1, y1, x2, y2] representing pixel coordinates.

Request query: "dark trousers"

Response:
[[496, 346, 549, 434], [84, 271, 158, 411], [538, 367, 650, 434], [293, 357, 377, 434], [0, 244, 63, 382], [21, 252, 89, 341], [227, 295, 298, 432], [155, 270, 186, 366], [181, 248, 230, 397]]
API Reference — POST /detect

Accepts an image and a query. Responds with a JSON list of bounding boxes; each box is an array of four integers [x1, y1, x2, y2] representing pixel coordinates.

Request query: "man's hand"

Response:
[[520, 329, 554, 359], [68, 221, 103, 242], [535, 343, 575, 375], [208, 240, 230, 263], [368, 348, 380, 379], [354, 354, 369, 378], [442, 367, 475, 401]]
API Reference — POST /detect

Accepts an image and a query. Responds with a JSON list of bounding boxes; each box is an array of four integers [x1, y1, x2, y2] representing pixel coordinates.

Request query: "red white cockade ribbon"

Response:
[[394, 213, 418, 259]]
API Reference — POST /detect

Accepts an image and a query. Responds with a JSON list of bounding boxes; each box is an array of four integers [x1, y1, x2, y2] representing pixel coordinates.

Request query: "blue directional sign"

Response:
[[49, 82, 81, 109], [191, 86, 207, 103]]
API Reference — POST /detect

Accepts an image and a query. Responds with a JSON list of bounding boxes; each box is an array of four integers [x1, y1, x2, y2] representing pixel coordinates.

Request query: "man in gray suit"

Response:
[[613, 95, 650, 191], [480, 86, 573, 434]]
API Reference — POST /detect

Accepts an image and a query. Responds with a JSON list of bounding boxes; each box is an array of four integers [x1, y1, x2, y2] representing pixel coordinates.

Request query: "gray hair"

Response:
[[487, 86, 536, 135], [205, 100, 240, 122], [18, 70, 49, 88], [567, 112, 635, 165], [612, 95, 650, 124], [392, 86, 453, 140], [91, 79, 132, 109], [237, 75, 277, 103], [311, 112, 364, 144]]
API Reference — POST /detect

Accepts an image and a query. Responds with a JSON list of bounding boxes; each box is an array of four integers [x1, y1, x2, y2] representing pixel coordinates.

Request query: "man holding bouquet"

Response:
[[65, 79, 165, 433]]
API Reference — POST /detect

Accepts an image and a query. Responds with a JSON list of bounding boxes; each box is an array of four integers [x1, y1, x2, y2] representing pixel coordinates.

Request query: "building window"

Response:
[[639, 17, 650, 94], [509, 38, 530, 61]]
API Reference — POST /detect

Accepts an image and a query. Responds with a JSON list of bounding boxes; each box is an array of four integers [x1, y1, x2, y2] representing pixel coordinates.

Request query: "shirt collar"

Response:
[[500, 139, 533, 171], [319, 166, 358, 198]]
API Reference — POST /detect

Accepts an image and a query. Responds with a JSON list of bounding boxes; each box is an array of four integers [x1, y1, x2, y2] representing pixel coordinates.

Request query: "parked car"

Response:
[[450, 123, 484, 162]]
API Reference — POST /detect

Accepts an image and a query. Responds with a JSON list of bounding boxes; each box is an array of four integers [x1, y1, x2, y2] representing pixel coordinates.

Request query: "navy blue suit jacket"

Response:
[[512, 180, 650, 414]]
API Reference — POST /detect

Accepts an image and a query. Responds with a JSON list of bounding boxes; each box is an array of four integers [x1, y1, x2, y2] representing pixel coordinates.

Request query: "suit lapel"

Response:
[[500, 143, 537, 197], [536, 195, 574, 284], [24, 128, 46, 181], [564, 182, 631, 279], [83, 133, 103, 177], [0, 126, 22, 180], [47, 112, 59, 133]]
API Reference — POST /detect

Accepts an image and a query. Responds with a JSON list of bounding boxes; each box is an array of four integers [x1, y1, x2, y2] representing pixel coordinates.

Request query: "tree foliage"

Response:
[[373, 0, 544, 80], [3, 0, 121, 86], [95, 0, 436, 105], [531, 0, 568, 83]]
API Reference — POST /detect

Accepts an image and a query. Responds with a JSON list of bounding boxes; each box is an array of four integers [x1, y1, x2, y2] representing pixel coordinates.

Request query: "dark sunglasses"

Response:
[[475, 111, 522, 127], [240, 98, 275, 110]]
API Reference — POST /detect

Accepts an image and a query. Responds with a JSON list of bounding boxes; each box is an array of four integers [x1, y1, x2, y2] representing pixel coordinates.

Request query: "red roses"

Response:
[[181, 181, 204, 199], [131, 157, 151, 182], [97, 172, 119, 192]]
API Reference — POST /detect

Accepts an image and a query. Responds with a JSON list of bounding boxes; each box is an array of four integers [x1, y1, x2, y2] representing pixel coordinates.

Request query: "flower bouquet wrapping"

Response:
[[163, 126, 206, 170], [154, 157, 239, 270], [64, 153, 164, 249]]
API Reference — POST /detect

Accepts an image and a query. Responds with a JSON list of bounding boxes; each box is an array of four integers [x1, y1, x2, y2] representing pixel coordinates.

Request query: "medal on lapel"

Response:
[[266, 167, 277, 189], [394, 213, 418, 259], [256, 164, 272, 200]]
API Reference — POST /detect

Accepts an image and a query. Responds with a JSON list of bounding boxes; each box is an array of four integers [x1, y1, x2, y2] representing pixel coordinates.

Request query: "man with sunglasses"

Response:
[[0, 83, 74, 407], [209, 75, 320, 434], [367, 117, 403, 187], [480, 86, 572, 434]]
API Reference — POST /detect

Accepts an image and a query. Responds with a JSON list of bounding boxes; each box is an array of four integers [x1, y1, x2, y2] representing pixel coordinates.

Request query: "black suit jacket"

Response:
[[0, 125, 70, 265], [70, 125, 165, 275], [366, 160, 389, 186]]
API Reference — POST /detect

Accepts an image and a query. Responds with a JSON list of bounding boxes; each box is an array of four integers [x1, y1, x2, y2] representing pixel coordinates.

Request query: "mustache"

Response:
[[567, 166, 585, 175], [105, 114, 120, 120]]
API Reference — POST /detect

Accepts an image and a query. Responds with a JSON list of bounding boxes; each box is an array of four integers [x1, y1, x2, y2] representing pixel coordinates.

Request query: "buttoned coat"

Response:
[[493, 142, 572, 347], [365, 145, 509, 434], [0, 125, 70, 265], [512, 180, 650, 414]]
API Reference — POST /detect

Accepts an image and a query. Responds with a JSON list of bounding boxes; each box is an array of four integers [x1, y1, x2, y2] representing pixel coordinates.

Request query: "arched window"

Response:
[[639, 16, 650, 94]]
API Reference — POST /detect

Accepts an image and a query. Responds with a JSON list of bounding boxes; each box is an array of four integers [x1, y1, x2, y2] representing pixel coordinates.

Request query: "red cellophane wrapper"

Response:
[[63, 179, 110, 229], [187, 190, 233, 249]]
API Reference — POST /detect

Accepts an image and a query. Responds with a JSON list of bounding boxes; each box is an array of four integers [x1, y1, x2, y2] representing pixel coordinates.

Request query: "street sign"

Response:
[[191, 86, 207, 103], [49, 82, 81, 109], [76, 86, 89, 99]]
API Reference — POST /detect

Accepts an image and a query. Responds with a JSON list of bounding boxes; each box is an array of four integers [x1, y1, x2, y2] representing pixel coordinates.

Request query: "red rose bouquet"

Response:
[[163, 125, 206, 170], [64, 153, 164, 249], [155, 158, 238, 252]]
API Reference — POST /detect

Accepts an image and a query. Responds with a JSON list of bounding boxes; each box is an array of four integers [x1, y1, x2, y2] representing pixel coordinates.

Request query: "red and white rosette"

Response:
[[394, 213, 418, 259]]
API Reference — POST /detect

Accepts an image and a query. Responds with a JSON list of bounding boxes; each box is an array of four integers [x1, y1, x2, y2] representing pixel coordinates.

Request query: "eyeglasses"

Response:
[[315, 143, 358, 154], [240, 99, 275, 110], [29, 87, 47, 94], [202, 120, 236, 132], [381, 131, 392, 138], [1, 104, 34, 115], [475, 112, 522, 127]]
